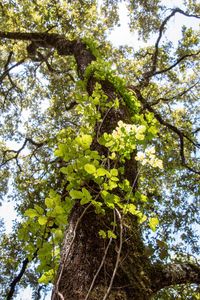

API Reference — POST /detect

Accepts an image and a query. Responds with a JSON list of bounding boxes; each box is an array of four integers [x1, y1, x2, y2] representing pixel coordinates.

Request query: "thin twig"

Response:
[[103, 209, 123, 300], [97, 106, 113, 140], [0, 137, 46, 168], [0, 58, 25, 82]]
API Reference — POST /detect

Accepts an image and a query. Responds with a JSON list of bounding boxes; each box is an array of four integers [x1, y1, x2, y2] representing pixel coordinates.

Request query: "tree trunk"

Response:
[[51, 203, 154, 300], [50, 36, 154, 300]]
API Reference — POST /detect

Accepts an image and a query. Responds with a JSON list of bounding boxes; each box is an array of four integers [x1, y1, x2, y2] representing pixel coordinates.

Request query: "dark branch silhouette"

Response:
[[1, 138, 46, 169], [150, 81, 199, 106], [142, 8, 200, 84], [6, 250, 38, 300]]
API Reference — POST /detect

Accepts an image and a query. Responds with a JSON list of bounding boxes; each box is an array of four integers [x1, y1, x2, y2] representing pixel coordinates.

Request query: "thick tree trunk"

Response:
[[51, 203, 153, 300]]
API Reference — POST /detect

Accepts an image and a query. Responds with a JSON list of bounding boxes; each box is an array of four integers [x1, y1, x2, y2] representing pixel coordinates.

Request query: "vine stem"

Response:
[[103, 209, 123, 300], [84, 210, 116, 300], [52, 203, 92, 300]]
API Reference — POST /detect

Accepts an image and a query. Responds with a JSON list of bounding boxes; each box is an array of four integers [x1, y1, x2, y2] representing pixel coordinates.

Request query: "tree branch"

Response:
[[1, 138, 46, 169], [150, 50, 200, 77], [142, 8, 200, 84], [0, 54, 25, 84], [150, 81, 199, 106], [151, 262, 200, 293], [129, 86, 200, 174], [0, 31, 95, 78], [6, 250, 38, 300]]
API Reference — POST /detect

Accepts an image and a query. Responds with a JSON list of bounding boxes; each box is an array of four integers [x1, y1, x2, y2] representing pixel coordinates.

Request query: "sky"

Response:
[[1, 1, 199, 299]]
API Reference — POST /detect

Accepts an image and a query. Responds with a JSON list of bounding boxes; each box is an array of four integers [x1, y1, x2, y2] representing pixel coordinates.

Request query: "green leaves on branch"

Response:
[[20, 189, 74, 282], [83, 58, 140, 115]]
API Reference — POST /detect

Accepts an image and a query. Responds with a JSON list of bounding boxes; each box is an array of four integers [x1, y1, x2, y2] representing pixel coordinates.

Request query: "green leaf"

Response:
[[38, 216, 48, 225], [110, 176, 119, 182], [45, 197, 54, 208], [69, 190, 83, 199], [110, 169, 118, 176], [80, 188, 92, 205], [140, 194, 148, 202], [96, 167, 108, 177], [75, 134, 93, 149], [127, 204, 137, 215], [107, 230, 117, 239], [54, 229, 63, 238], [53, 205, 65, 215], [149, 217, 159, 232], [60, 167, 69, 174], [138, 214, 147, 224], [81, 134, 93, 147], [99, 229, 107, 239], [24, 208, 38, 218], [108, 180, 118, 190], [80, 198, 90, 205], [34, 204, 44, 215], [148, 126, 158, 135], [105, 140, 115, 147], [84, 163, 96, 174], [38, 269, 54, 284], [82, 187, 92, 199]]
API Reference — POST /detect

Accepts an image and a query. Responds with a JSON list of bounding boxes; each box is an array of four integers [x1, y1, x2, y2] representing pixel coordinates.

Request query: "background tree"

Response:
[[0, 0, 200, 299]]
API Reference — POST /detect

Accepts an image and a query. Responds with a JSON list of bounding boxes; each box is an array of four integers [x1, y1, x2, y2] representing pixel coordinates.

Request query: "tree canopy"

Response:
[[0, 0, 200, 299]]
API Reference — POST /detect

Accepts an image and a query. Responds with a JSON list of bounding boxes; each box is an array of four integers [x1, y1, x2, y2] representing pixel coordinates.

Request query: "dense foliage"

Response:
[[0, 0, 199, 299]]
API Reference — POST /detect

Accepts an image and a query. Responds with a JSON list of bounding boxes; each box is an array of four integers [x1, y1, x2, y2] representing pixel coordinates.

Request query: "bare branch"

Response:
[[150, 81, 199, 106], [0, 58, 26, 83], [0, 31, 75, 56], [151, 50, 200, 77]]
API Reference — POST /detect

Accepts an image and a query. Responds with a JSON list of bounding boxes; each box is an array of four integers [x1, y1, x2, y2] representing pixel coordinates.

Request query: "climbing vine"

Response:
[[19, 39, 163, 285]]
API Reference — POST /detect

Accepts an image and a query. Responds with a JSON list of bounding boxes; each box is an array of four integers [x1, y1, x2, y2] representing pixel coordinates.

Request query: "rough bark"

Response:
[[52, 204, 153, 300]]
